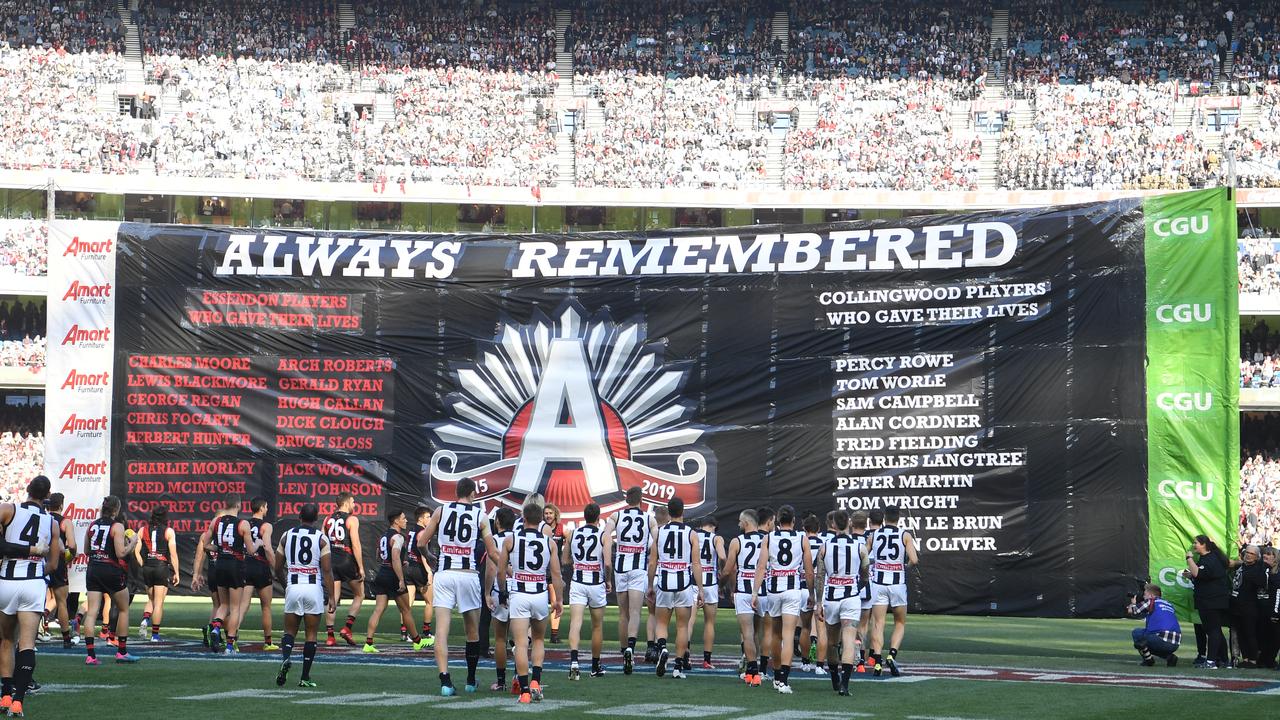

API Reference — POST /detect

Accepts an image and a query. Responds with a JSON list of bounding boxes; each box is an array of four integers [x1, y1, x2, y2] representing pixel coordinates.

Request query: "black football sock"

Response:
[[889, 647, 898, 658], [570, 649, 579, 664], [465, 640, 481, 685], [840, 662, 853, 685], [627, 636, 637, 651], [647, 640, 655, 650], [495, 666, 506, 685], [532, 665, 542, 683], [12, 650, 33, 702], [760, 655, 770, 676], [591, 657, 601, 672], [117, 638, 127, 655], [2, 677, 12, 698], [777, 664, 790, 684], [302, 641, 316, 680], [439, 672, 453, 688], [61, 630, 71, 643], [746, 660, 758, 674], [86, 638, 96, 659], [365, 635, 374, 646], [517, 674, 529, 693], [829, 662, 840, 690], [281, 633, 294, 660], [704, 650, 712, 663]]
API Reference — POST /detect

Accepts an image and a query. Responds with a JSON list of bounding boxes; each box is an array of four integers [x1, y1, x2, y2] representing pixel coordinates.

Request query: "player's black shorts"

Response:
[[47, 565, 68, 589], [331, 551, 361, 583], [206, 561, 218, 592], [404, 563, 429, 589], [142, 562, 172, 588], [213, 558, 246, 589], [244, 560, 273, 590], [86, 564, 128, 594], [370, 568, 406, 597]]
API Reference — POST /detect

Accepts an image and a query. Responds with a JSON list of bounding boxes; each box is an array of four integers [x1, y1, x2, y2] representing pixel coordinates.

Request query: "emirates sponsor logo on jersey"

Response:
[[63, 236, 114, 259], [60, 369, 110, 392], [426, 302, 715, 522], [61, 280, 113, 303], [60, 413, 108, 438], [61, 323, 112, 348], [58, 457, 109, 481]]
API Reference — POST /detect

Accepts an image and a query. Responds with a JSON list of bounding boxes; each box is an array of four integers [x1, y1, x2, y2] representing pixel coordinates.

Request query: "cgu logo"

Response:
[[1155, 304, 1212, 324], [1156, 392, 1212, 412], [1157, 479, 1213, 501], [1158, 567, 1195, 589], [1152, 215, 1210, 237]]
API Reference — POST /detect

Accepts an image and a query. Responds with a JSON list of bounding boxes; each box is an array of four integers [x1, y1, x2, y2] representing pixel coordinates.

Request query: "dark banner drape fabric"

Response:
[[111, 201, 1153, 616]]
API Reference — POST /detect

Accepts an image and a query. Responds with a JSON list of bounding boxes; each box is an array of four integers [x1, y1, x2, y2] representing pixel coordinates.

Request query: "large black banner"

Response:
[[111, 203, 1150, 616]]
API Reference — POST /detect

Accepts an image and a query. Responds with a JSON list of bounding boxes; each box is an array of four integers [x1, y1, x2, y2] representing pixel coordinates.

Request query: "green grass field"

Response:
[[23, 598, 1280, 719]]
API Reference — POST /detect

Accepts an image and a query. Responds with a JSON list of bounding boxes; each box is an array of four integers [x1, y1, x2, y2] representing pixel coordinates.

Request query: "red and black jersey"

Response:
[[378, 528, 402, 568], [405, 522, 423, 566], [324, 510, 354, 555], [213, 515, 246, 560], [247, 517, 269, 564], [87, 517, 126, 569], [142, 524, 169, 564]]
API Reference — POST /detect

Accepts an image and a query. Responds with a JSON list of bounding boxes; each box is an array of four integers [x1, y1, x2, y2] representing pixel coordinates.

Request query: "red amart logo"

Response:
[[427, 302, 715, 521], [60, 413, 108, 435], [61, 324, 112, 346], [59, 458, 109, 480], [61, 503, 99, 521], [61, 369, 110, 390], [63, 236, 114, 257], [62, 280, 113, 302]]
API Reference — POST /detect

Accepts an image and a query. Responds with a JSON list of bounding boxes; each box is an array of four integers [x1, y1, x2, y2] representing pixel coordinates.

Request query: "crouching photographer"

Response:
[[1126, 583, 1181, 667]]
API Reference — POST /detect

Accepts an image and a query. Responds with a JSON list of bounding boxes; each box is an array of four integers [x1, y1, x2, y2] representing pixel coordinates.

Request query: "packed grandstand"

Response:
[[0, 0, 1278, 546]]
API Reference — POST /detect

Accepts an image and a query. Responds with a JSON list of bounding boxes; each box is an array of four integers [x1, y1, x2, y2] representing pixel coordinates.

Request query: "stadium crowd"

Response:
[[1239, 230, 1280, 295], [786, 0, 990, 81], [784, 78, 980, 190], [0, 221, 46, 276], [999, 80, 1211, 190], [575, 73, 769, 188], [1005, 0, 1229, 85], [0, 402, 43, 504], [0, 2, 1275, 190], [568, 0, 776, 77]]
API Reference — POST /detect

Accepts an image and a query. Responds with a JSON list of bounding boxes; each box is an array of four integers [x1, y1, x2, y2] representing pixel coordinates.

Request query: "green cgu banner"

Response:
[[1144, 188, 1240, 621]]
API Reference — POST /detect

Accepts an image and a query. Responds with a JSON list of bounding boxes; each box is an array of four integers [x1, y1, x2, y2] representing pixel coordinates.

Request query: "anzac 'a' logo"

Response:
[[427, 302, 714, 521]]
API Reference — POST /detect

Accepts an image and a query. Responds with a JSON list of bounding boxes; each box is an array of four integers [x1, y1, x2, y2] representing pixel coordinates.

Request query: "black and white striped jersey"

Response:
[[822, 533, 861, 601], [280, 526, 326, 586], [509, 529, 551, 595], [654, 522, 693, 592], [869, 525, 908, 586], [491, 530, 512, 594], [0, 501, 51, 580], [612, 507, 650, 573], [570, 525, 606, 585], [801, 533, 824, 589], [437, 502, 484, 572], [734, 530, 764, 594], [696, 529, 718, 588], [766, 529, 804, 593]]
